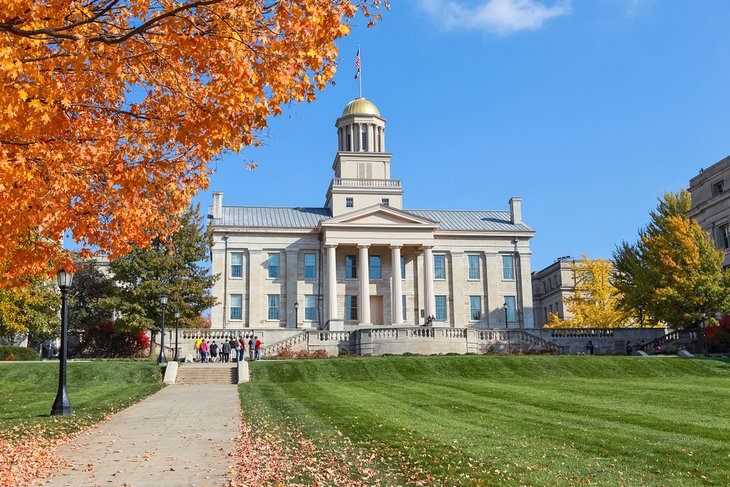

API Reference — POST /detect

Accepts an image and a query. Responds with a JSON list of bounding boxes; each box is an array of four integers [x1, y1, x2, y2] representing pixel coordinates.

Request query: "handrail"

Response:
[[260, 331, 309, 357], [332, 178, 401, 188]]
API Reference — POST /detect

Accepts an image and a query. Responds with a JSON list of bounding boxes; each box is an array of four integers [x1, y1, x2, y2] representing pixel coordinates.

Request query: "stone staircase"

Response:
[[175, 363, 238, 384]]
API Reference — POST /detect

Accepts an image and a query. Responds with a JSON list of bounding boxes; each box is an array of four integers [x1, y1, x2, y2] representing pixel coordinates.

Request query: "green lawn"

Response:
[[0, 360, 164, 439], [241, 356, 730, 486]]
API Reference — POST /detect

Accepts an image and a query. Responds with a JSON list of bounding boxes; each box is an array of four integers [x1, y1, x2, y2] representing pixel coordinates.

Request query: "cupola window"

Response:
[[361, 130, 368, 151]]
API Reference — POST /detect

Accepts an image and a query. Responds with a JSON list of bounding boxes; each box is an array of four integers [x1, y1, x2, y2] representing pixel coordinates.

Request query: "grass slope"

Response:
[[242, 356, 730, 486], [0, 361, 163, 439]]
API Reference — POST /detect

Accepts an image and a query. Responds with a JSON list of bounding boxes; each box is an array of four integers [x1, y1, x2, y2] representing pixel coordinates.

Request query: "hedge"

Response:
[[0, 346, 39, 361]]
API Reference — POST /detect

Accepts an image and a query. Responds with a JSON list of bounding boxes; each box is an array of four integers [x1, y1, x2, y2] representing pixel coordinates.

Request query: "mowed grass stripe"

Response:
[[242, 357, 730, 486]]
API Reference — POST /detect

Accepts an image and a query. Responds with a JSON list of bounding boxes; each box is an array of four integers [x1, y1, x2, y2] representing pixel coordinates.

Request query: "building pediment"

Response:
[[320, 204, 439, 229]]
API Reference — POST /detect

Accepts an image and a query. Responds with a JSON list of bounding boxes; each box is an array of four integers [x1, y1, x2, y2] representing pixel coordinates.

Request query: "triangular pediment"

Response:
[[320, 205, 438, 228]]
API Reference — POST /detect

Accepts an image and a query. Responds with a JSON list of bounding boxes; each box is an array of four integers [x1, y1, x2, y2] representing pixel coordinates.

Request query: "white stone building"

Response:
[[531, 258, 582, 327], [208, 98, 535, 331], [688, 155, 730, 269]]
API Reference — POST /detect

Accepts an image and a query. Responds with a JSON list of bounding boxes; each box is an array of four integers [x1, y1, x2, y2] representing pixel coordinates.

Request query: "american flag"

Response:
[[354, 48, 361, 79]]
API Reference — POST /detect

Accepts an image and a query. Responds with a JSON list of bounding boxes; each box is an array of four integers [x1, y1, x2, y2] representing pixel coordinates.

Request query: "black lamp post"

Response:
[[503, 302, 511, 353], [158, 294, 168, 365], [702, 312, 709, 357], [294, 301, 299, 328], [174, 310, 180, 362], [51, 269, 74, 416]]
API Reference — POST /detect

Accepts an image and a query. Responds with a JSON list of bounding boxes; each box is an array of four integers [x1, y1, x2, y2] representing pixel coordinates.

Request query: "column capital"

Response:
[[285, 248, 299, 255], [389, 244, 402, 250], [357, 243, 370, 249], [421, 244, 433, 250], [324, 243, 338, 249]]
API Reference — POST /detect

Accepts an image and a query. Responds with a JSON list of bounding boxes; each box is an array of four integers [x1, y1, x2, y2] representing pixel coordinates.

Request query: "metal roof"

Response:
[[403, 209, 534, 232], [211, 206, 533, 232], [211, 206, 331, 228]]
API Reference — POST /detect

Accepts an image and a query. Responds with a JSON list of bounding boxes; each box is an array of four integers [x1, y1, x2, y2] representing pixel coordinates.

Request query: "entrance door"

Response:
[[370, 296, 384, 325]]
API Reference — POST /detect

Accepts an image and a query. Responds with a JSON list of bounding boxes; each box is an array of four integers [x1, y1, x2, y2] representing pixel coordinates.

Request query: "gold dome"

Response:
[[341, 97, 381, 117]]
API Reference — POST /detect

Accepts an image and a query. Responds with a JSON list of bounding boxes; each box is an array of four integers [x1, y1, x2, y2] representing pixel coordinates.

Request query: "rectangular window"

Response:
[[304, 253, 316, 279], [305, 295, 316, 321], [401, 256, 406, 279], [434, 255, 445, 279], [502, 255, 514, 280], [346, 133, 351, 151], [345, 295, 358, 320], [268, 252, 280, 279], [230, 252, 243, 278], [267, 294, 279, 320], [369, 255, 381, 279], [346, 255, 357, 279], [470, 296, 481, 321], [468, 255, 480, 280], [435, 295, 447, 321], [718, 224, 730, 249], [230, 294, 242, 320], [381, 198, 390, 206], [713, 180, 724, 196], [361, 130, 368, 151], [402, 295, 407, 321], [505, 296, 516, 322], [346, 197, 354, 208]]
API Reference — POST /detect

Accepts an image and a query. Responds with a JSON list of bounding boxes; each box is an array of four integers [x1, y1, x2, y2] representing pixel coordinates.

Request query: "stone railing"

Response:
[[548, 328, 615, 338], [510, 330, 566, 354], [317, 331, 352, 342], [332, 178, 401, 188], [180, 329, 258, 341], [261, 331, 309, 357]]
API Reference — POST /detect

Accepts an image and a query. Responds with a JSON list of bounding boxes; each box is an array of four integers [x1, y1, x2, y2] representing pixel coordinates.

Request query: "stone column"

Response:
[[358, 244, 371, 324], [382, 126, 385, 152], [355, 123, 361, 152], [423, 246, 435, 319], [451, 251, 466, 326], [391, 245, 403, 325], [248, 249, 262, 326], [348, 124, 353, 151], [368, 124, 374, 152], [518, 251, 535, 328], [285, 249, 298, 328], [485, 252, 502, 326], [326, 245, 338, 323]]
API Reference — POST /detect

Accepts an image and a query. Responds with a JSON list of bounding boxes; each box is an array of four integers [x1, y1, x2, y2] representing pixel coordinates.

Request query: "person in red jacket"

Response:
[[254, 336, 262, 361]]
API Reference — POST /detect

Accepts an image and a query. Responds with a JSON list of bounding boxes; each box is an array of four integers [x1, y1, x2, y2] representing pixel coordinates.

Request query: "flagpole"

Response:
[[359, 46, 362, 98]]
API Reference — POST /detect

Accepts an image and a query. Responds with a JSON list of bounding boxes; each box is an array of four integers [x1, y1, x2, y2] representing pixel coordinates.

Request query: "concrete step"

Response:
[[176, 365, 237, 384]]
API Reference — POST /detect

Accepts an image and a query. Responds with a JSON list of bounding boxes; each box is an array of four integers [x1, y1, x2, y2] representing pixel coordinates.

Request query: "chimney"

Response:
[[213, 191, 223, 219], [509, 197, 522, 225]]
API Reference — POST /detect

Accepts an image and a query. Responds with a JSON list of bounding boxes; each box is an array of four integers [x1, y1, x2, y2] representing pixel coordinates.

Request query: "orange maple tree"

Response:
[[0, 0, 386, 285]]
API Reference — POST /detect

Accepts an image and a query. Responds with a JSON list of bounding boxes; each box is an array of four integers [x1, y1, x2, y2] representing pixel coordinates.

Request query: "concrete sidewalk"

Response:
[[35, 385, 240, 487]]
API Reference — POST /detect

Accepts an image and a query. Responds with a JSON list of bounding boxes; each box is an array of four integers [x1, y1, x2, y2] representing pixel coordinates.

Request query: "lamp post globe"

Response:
[[51, 269, 74, 416], [294, 301, 299, 328], [174, 310, 180, 362], [158, 294, 168, 365]]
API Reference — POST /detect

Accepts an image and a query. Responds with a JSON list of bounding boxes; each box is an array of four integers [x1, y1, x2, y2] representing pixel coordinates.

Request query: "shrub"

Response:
[[338, 347, 349, 357], [276, 347, 295, 359], [294, 350, 311, 359], [83, 321, 149, 358], [0, 346, 39, 361], [311, 349, 329, 359]]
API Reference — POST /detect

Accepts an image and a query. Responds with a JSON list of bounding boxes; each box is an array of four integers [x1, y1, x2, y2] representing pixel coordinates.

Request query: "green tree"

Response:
[[613, 190, 730, 329], [0, 279, 59, 340], [68, 261, 118, 332], [109, 205, 217, 333]]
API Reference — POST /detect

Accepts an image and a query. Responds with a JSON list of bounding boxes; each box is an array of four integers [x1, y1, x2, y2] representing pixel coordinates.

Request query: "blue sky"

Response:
[[193, 0, 730, 272]]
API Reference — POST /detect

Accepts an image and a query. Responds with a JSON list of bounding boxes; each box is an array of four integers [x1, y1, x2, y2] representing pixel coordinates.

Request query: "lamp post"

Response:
[[51, 269, 74, 416], [174, 310, 180, 362], [294, 301, 299, 328], [701, 312, 709, 357], [504, 302, 511, 353], [158, 294, 168, 365]]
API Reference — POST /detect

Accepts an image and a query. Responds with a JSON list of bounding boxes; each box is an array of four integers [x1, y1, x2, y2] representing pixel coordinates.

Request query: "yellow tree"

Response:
[[0, 0, 386, 285], [545, 256, 631, 328]]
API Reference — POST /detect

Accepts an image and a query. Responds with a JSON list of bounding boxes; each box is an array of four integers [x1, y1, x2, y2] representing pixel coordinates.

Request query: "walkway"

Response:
[[35, 384, 240, 487]]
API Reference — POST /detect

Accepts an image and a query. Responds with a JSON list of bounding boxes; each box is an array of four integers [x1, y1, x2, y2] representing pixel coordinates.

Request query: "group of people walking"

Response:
[[194, 335, 262, 362]]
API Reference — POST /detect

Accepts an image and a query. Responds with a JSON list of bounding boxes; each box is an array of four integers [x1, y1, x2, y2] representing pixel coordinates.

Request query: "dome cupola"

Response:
[[341, 97, 381, 117]]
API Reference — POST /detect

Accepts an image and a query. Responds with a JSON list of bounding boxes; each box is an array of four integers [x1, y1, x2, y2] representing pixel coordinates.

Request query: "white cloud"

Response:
[[417, 0, 572, 35]]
